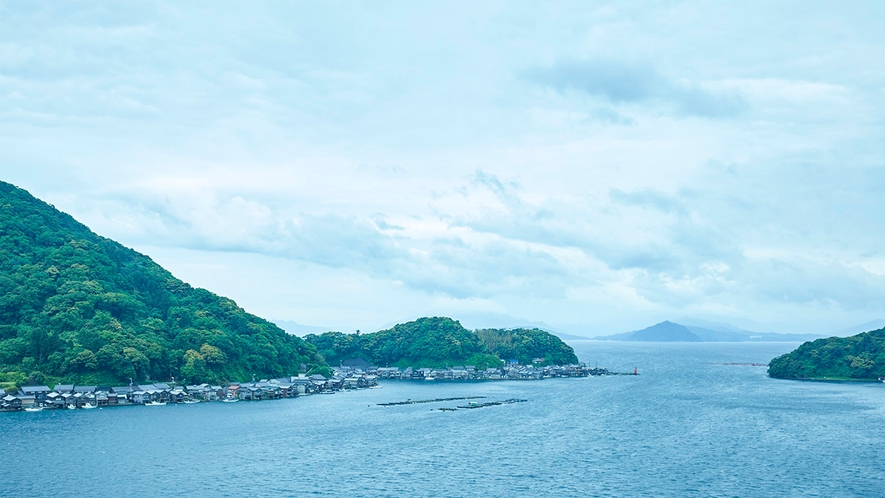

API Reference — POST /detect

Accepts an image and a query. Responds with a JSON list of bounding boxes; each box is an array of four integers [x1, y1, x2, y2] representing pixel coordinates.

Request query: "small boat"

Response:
[[182, 399, 201, 404], [67, 404, 77, 410], [145, 401, 166, 406], [319, 391, 334, 395], [24, 406, 43, 412], [424, 377, 435, 381], [81, 403, 97, 410], [222, 397, 239, 403], [369, 385, 382, 389]]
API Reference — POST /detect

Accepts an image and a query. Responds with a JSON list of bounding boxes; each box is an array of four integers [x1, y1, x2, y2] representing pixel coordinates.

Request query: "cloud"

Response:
[[523, 58, 745, 117], [2, 1, 882, 333]]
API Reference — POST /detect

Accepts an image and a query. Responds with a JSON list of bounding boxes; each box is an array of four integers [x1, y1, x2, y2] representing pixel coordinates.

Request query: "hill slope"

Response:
[[0, 181, 325, 387], [305, 317, 579, 368], [768, 327, 885, 380]]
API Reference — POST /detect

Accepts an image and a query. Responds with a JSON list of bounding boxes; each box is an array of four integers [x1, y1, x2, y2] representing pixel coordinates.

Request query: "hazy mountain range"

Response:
[[596, 321, 827, 343], [276, 315, 885, 343]]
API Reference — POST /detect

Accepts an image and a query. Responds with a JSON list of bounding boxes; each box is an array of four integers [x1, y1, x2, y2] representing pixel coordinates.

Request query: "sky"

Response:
[[1, 1, 883, 336]]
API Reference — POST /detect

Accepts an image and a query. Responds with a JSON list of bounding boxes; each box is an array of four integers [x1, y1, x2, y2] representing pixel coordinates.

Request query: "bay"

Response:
[[3, 341, 883, 497]]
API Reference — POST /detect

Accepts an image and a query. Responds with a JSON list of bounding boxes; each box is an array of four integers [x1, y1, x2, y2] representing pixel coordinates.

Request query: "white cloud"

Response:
[[1, 1, 882, 335]]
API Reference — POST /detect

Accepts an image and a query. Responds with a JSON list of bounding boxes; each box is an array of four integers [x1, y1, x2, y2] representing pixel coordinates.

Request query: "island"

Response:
[[768, 327, 885, 381]]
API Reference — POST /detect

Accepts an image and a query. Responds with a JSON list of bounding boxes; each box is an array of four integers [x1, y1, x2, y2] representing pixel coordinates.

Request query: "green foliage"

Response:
[[305, 317, 577, 369], [768, 327, 885, 380], [306, 365, 332, 378], [0, 181, 326, 385], [475, 328, 579, 365]]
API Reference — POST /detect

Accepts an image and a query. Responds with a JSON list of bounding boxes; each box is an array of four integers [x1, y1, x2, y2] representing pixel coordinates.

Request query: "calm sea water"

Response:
[[4, 341, 884, 497]]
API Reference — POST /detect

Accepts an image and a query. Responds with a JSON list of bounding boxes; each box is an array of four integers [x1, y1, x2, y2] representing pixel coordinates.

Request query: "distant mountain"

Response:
[[627, 321, 703, 342], [596, 320, 823, 342]]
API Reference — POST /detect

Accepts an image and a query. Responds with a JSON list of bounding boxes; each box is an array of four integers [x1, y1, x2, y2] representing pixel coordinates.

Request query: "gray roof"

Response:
[[19, 385, 51, 393], [74, 386, 96, 393], [54, 384, 74, 392]]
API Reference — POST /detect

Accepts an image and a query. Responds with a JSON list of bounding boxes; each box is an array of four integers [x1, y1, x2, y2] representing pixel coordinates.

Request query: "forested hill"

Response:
[[768, 327, 885, 380], [305, 317, 579, 368], [0, 181, 325, 388]]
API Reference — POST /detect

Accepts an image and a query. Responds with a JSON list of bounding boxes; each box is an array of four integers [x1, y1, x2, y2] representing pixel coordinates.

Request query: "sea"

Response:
[[4, 341, 884, 497]]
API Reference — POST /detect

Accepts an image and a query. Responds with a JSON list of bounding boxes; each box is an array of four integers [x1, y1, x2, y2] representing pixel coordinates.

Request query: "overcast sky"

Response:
[[1, 1, 883, 335]]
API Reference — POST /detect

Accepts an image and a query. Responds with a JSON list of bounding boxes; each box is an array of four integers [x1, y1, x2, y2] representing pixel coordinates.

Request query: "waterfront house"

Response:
[[169, 387, 187, 403], [74, 385, 96, 394], [54, 384, 74, 394], [308, 375, 329, 391], [18, 394, 37, 407], [46, 392, 65, 408], [277, 383, 294, 398], [131, 390, 150, 404], [19, 385, 51, 402], [1, 395, 22, 411], [290, 378, 312, 394], [111, 386, 134, 403]]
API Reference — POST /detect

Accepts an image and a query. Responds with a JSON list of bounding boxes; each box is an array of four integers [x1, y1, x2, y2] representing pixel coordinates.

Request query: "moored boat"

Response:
[[24, 406, 43, 412], [145, 401, 166, 406]]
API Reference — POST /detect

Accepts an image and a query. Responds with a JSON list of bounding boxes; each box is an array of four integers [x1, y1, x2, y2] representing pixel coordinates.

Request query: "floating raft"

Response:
[[454, 399, 528, 410], [378, 396, 485, 407]]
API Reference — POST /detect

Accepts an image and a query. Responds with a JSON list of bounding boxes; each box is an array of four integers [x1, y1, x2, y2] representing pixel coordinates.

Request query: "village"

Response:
[[0, 362, 604, 412]]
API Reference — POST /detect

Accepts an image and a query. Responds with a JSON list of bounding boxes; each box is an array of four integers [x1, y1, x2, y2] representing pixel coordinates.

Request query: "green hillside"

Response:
[[474, 327, 579, 365], [768, 327, 885, 380], [305, 317, 579, 368], [0, 181, 325, 388]]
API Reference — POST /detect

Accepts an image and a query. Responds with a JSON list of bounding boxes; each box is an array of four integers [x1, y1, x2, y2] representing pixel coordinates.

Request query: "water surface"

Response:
[[4, 341, 883, 497]]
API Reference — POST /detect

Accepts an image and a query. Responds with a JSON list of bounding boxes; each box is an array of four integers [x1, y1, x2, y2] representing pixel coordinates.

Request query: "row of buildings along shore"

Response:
[[1, 362, 604, 412]]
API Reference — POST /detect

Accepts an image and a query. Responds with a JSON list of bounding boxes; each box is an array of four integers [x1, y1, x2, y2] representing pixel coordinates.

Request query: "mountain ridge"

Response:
[[0, 181, 326, 388]]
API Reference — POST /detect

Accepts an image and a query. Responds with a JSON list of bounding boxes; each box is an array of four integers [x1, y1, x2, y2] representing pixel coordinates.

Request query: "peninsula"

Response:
[[0, 181, 326, 391], [304, 316, 580, 369], [0, 181, 588, 402], [768, 327, 885, 381]]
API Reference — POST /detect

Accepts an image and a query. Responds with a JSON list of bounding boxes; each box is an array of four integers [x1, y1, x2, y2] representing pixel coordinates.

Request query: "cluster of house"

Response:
[[369, 362, 604, 380], [0, 362, 606, 412], [0, 370, 380, 412]]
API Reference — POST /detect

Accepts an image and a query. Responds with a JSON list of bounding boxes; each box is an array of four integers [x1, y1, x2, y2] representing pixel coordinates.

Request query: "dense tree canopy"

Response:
[[0, 181, 325, 388], [768, 327, 885, 380], [305, 317, 579, 369], [474, 328, 579, 365]]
